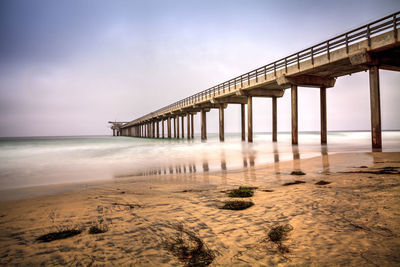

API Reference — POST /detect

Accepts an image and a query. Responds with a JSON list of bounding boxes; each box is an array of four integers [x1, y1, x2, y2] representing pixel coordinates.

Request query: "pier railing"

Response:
[[128, 11, 399, 125]]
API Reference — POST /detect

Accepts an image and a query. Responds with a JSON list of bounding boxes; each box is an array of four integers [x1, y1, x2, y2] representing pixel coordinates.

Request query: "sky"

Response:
[[0, 0, 399, 137]]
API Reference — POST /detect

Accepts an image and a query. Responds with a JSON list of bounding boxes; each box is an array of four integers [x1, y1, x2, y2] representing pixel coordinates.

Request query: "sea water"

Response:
[[0, 131, 399, 190]]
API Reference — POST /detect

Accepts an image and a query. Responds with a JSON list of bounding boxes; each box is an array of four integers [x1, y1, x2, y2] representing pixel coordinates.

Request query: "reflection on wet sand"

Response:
[[220, 151, 227, 184], [292, 145, 302, 172], [273, 143, 281, 177], [220, 151, 227, 171], [321, 145, 330, 173], [115, 142, 335, 181]]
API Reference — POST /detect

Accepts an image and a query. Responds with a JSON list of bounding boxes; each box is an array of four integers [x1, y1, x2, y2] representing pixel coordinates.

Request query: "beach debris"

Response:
[[339, 166, 400, 175], [112, 202, 140, 209], [315, 180, 331, 185], [163, 223, 215, 266], [88, 219, 109, 234], [220, 200, 254, 210], [228, 186, 256, 197], [36, 228, 82, 243], [181, 189, 208, 193], [267, 224, 293, 253], [282, 180, 306, 186], [48, 210, 57, 224], [290, 171, 306, 175], [261, 189, 274, 192]]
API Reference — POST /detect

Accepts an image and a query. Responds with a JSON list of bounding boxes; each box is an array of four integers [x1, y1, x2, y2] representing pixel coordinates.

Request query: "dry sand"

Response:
[[0, 152, 399, 266]]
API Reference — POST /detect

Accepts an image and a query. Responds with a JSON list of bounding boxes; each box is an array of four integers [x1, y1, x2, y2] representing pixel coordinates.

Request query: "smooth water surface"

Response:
[[0, 131, 399, 190]]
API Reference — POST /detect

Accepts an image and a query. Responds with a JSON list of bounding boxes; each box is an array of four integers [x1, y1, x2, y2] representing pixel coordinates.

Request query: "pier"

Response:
[[113, 12, 400, 149]]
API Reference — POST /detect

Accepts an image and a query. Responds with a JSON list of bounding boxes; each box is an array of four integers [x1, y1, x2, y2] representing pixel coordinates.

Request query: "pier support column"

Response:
[[157, 121, 159, 138], [168, 117, 172, 138], [291, 85, 298, 145], [219, 105, 225, 142], [148, 123, 150, 138], [191, 114, 194, 139], [369, 65, 382, 149], [181, 116, 184, 138], [187, 113, 190, 140], [162, 120, 165, 138], [176, 116, 180, 138], [201, 109, 207, 140], [241, 104, 245, 141], [247, 96, 253, 142], [320, 86, 327, 144], [113, 129, 115, 136], [152, 121, 155, 138], [272, 97, 277, 142], [173, 118, 176, 138]]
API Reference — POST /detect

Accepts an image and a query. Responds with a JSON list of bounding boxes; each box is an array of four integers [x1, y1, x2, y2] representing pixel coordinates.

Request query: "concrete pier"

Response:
[[176, 115, 180, 138], [369, 65, 382, 149], [181, 116, 184, 139], [272, 97, 277, 142], [186, 113, 190, 140], [162, 120, 165, 138], [241, 104, 245, 141], [115, 12, 400, 149], [201, 109, 207, 140], [173, 118, 176, 138], [320, 87, 327, 144], [168, 117, 171, 138], [247, 97, 253, 142], [291, 85, 298, 145], [191, 114, 194, 139], [219, 105, 224, 141]]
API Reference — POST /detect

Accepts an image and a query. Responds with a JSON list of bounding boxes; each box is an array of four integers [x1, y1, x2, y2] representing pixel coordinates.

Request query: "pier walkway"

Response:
[[113, 11, 400, 149]]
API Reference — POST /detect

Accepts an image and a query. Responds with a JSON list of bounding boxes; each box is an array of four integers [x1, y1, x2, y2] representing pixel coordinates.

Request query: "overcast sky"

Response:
[[0, 0, 399, 137]]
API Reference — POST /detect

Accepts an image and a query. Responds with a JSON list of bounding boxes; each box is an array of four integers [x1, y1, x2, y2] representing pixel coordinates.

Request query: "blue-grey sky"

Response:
[[0, 0, 399, 137]]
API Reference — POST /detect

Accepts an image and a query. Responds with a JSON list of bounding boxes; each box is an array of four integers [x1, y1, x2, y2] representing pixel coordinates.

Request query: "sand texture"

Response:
[[0, 152, 399, 266]]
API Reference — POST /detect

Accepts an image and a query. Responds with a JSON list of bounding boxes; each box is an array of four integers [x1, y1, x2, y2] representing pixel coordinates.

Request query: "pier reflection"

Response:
[[321, 145, 330, 174], [273, 143, 281, 178], [220, 151, 227, 184], [292, 145, 302, 172], [113, 140, 339, 184]]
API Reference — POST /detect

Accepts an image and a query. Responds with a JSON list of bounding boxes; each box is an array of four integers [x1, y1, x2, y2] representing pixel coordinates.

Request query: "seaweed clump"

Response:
[[36, 228, 82, 243], [267, 224, 293, 253], [88, 223, 109, 234], [220, 200, 254, 210], [282, 180, 306, 186], [164, 224, 215, 266], [315, 180, 331, 185], [228, 186, 255, 198], [290, 171, 306, 175]]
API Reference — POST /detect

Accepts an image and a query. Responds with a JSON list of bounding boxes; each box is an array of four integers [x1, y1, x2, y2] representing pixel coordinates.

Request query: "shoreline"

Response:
[[0, 148, 339, 202], [0, 151, 399, 265]]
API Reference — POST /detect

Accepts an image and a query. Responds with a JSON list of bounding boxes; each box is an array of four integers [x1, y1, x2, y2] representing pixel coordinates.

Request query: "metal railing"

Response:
[[127, 11, 399, 126]]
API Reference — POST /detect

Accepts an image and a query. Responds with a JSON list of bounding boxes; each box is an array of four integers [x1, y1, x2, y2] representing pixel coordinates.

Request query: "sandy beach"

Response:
[[0, 151, 399, 266]]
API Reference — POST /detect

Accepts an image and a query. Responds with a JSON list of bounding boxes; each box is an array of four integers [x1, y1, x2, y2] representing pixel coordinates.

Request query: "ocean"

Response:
[[0, 131, 399, 190]]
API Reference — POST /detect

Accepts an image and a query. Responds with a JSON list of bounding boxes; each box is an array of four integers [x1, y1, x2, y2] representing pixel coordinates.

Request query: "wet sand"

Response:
[[0, 152, 399, 266]]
